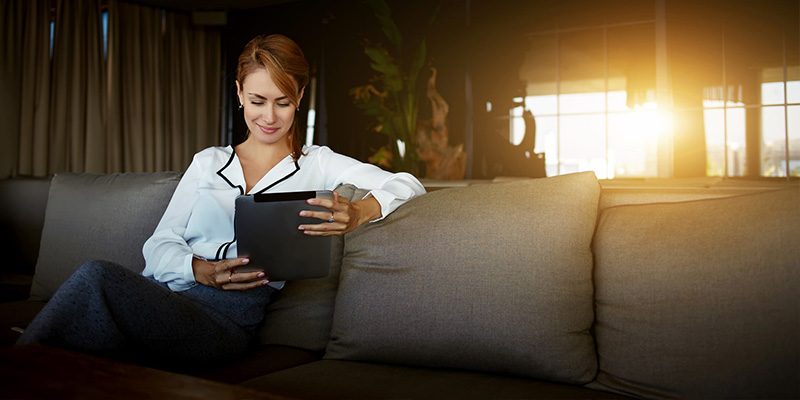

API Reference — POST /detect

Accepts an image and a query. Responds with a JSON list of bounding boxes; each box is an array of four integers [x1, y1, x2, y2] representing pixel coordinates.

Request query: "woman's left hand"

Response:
[[298, 191, 381, 236]]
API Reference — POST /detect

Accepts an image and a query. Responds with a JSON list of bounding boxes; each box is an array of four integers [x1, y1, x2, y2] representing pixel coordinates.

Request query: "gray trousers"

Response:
[[17, 260, 277, 369]]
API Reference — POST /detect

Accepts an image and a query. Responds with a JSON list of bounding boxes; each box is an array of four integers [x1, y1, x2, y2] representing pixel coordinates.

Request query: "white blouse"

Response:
[[142, 145, 425, 292]]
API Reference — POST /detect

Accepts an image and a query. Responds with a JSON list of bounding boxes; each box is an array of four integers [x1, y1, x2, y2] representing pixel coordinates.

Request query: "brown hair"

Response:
[[237, 34, 310, 160]]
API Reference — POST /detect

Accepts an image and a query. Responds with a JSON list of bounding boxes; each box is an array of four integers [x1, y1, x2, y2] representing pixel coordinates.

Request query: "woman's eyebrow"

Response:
[[247, 93, 288, 101]]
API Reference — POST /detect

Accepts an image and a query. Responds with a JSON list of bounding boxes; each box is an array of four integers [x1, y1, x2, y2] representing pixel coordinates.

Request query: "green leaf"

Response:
[[355, 98, 384, 117], [364, 47, 402, 93], [390, 114, 406, 143], [362, 0, 402, 50]]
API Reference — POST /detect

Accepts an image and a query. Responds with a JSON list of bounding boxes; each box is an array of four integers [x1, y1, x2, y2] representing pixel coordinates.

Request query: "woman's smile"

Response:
[[257, 124, 280, 134]]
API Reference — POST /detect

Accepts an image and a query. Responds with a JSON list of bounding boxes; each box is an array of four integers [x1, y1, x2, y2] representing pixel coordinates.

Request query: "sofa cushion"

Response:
[[257, 184, 368, 353], [590, 187, 800, 399], [30, 172, 180, 301], [242, 360, 627, 400], [325, 172, 601, 385], [186, 344, 321, 384]]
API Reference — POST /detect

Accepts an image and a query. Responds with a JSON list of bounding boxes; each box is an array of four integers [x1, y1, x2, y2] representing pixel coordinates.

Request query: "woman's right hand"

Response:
[[191, 257, 269, 290]]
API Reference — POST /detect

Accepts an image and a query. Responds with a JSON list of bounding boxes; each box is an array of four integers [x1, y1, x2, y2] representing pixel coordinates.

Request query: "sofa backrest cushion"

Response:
[[590, 187, 800, 399], [325, 172, 601, 385], [257, 184, 367, 353], [30, 172, 180, 301]]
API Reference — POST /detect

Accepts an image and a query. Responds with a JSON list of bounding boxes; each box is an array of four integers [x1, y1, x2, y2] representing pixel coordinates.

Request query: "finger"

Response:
[[229, 270, 267, 284], [299, 209, 337, 222], [215, 257, 250, 274], [307, 196, 348, 211], [299, 222, 344, 236]]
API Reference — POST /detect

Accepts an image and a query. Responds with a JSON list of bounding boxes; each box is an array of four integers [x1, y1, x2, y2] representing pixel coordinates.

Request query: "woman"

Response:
[[18, 34, 425, 368]]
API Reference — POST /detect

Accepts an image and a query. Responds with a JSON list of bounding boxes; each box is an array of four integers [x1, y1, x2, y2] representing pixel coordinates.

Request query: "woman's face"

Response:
[[236, 68, 301, 148]]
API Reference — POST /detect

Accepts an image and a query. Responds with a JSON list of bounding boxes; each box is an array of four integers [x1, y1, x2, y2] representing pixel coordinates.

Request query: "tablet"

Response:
[[234, 190, 333, 281]]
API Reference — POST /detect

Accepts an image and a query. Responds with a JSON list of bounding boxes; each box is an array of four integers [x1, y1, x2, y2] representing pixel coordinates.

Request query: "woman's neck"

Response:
[[235, 136, 293, 193]]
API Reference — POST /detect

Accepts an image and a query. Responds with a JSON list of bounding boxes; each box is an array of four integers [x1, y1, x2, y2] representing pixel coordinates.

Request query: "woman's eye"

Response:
[[278, 103, 291, 108], [250, 101, 263, 105]]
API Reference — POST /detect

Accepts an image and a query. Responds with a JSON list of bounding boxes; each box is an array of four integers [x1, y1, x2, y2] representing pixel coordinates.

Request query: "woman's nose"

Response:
[[262, 107, 275, 124]]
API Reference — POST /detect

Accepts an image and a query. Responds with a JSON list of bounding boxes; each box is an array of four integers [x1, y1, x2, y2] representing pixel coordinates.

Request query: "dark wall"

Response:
[[224, 0, 469, 165]]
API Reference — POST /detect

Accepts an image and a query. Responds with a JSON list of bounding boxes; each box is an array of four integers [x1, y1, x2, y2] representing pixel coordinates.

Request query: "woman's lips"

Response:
[[258, 125, 279, 134]]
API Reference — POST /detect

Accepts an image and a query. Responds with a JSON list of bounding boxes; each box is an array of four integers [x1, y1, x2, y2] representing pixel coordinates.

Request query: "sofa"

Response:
[[0, 171, 798, 399]]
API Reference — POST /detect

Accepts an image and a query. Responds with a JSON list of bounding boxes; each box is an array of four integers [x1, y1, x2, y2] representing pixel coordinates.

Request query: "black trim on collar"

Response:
[[216, 148, 244, 196], [255, 160, 300, 194]]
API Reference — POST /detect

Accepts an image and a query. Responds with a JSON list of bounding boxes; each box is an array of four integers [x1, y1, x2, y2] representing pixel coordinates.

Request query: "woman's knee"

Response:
[[71, 260, 129, 285]]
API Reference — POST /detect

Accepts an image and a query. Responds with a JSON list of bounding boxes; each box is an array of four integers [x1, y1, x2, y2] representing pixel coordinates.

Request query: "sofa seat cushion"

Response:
[[326, 172, 601, 385], [185, 345, 321, 384], [31, 172, 181, 301], [241, 360, 628, 399], [591, 187, 800, 399]]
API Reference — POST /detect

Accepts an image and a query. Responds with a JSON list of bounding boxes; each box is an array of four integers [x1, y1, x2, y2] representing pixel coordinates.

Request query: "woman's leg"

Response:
[[18, 260, 276, 368]]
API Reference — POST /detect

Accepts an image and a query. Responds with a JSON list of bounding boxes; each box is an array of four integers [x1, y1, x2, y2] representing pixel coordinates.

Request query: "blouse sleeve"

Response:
[[141, 154, 204, 291], [317, 147, 426, 221]]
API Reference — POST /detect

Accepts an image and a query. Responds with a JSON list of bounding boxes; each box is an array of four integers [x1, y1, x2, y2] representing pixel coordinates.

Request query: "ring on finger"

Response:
[[228, 270, 234, 283], [328, 213, 335, 223]]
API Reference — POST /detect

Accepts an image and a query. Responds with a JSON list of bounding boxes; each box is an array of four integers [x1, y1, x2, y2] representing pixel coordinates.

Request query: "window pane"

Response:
[[789, 105, 800, 176], [526, 95, 557, 116], [559, 92, 605, 114], [607, 91, 627, 112], [726, 107, 747, 176], [704, 102, 725, 176], [608, 111, 659, 177], [762, 106, 787, 177], [535, 115, 557, 156], [102, 11, 108, 58], [510, 110, 525, 146], [535, 116, 558, 176], [560, 114, 607, 178], [788, 78, 800, 104], [762, 82, 785, 106]]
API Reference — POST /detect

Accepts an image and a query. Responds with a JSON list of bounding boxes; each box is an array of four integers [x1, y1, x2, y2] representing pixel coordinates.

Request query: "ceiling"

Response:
[[124, 0, 298, 11]]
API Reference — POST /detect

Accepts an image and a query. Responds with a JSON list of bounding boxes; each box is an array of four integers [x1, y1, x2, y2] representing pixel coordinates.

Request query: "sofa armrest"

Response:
[[0, 176, 52, 276], [0, 177, 52, 302]]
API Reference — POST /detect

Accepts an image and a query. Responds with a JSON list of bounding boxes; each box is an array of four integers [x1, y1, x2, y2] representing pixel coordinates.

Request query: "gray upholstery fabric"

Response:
[[30, 172, 181, 301], [326, 172, 601, 385], [257, 184, 368, 352], [590, 187, 800, 399], [242, 360, 626, 400]]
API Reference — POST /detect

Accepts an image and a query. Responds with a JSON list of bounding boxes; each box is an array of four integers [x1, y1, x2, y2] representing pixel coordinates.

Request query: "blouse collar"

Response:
[[216, 145, 300, 195]]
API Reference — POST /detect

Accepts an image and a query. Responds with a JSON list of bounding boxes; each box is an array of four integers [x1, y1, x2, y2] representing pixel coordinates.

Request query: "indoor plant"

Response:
[[349, 0, 440, 175]]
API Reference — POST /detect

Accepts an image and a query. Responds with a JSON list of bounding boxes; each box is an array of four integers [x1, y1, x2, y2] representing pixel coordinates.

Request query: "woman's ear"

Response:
[[235, 80, 244, 107], [298, 86, 306, 104]]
